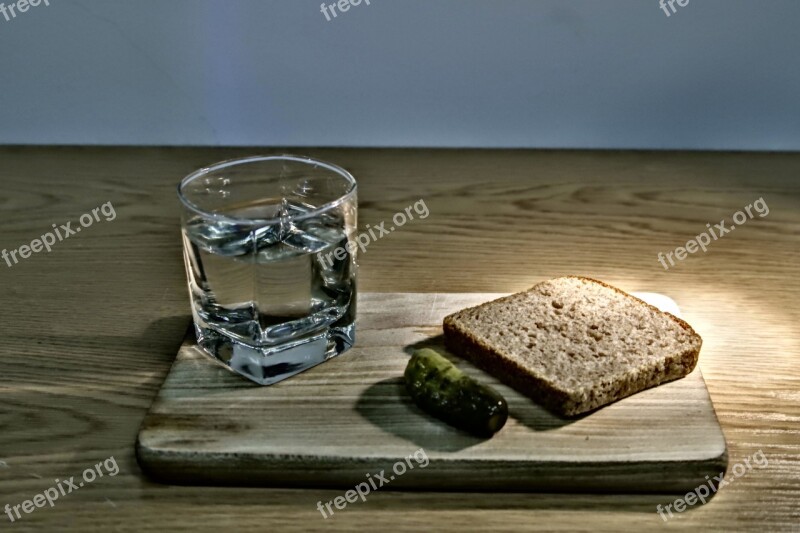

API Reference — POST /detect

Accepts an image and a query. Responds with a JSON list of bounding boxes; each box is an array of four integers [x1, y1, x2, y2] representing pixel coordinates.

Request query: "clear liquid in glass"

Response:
[[181, 198, 356, 384]]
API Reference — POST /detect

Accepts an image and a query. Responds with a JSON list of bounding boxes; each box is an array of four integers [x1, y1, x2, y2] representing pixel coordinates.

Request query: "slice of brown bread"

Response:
[[442, 276, 702, 417]]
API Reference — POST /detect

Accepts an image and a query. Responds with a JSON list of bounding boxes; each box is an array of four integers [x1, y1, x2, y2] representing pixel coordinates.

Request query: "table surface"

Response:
[[0, 147, 797, 532]]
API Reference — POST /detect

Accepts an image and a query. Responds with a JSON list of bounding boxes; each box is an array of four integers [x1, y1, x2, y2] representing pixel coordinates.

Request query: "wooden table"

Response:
[[0, 147, 797, 531]]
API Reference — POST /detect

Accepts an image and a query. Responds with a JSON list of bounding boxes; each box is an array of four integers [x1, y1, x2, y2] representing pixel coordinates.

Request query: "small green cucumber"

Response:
[[404, 348, 508, 437]]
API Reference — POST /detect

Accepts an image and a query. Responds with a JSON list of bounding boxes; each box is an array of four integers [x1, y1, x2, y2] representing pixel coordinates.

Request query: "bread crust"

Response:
[[443, 276, 702, 417]]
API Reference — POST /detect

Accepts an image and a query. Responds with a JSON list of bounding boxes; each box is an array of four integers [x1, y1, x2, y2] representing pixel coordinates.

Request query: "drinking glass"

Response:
[[178, 155, 357, 385]]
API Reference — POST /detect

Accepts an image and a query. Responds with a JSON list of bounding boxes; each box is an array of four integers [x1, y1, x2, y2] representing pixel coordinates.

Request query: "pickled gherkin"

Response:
[[404, 348, 508, 437]]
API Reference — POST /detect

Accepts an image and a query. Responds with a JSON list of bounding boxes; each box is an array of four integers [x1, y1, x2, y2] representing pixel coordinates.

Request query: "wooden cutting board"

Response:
[[136, 293, 727, 492]]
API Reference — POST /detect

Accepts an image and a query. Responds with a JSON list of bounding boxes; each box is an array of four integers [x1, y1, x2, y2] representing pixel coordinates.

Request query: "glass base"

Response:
[[194, 322, 355, 385]]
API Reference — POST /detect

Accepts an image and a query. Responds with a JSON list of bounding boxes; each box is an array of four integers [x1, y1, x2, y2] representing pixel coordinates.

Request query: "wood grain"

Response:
[[0, 147, 798, 531], [136, 293, 726, 492]]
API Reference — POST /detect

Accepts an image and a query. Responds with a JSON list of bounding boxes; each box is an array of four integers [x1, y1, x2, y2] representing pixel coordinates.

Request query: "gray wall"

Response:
[[0, 0, 798, 150]]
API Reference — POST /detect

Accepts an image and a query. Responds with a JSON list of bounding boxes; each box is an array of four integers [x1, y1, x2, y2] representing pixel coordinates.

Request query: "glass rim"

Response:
[[177, 154, 357, 225]]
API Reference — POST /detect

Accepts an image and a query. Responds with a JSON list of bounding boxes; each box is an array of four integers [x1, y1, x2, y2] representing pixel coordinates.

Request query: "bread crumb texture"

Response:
[[443, 277, 702, 416]]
